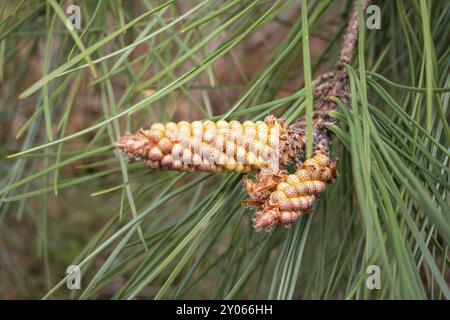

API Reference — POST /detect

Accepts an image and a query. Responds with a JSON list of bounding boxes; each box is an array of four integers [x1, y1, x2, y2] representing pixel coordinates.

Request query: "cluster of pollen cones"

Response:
[[116, 116, 338, 231]]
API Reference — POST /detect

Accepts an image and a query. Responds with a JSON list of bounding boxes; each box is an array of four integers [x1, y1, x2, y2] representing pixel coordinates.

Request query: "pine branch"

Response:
[[115, 1, 370, 231]]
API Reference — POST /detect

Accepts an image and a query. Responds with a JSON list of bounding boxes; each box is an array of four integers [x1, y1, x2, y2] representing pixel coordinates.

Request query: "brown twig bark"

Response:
[[291, 0, 369, 156]]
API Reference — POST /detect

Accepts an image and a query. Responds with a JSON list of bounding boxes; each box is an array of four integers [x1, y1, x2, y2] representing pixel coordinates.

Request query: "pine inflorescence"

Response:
[[242, 129, 338, 231], [116, 118, 338, 231], [116, 116, 304, 174]]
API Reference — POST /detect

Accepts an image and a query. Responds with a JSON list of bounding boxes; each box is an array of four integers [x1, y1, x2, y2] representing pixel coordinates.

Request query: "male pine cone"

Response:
[[243, 152, 338, 231], [116, 116, 304, 173]]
